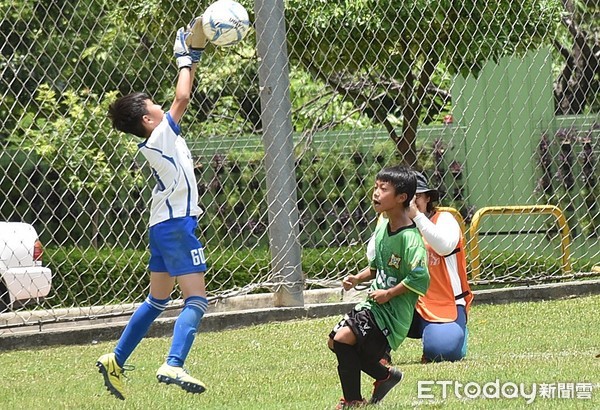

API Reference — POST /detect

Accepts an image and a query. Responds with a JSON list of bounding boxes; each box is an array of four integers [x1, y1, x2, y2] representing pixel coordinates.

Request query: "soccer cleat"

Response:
[[335, 398, 368, 409], [156, 363, 206, 394], [96, 353, 127, 400], [369, 367, 403, 404]]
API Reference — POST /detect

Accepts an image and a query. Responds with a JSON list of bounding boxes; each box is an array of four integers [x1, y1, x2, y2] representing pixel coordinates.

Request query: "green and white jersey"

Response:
[[356, 220, 429, 350]]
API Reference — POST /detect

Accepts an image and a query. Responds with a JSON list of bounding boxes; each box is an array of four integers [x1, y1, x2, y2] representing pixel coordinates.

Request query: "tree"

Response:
[[286, 0, 563, 166], [0, 0, 175, 143], [9, 86, 144, 246], [553, 0, 600, 114]]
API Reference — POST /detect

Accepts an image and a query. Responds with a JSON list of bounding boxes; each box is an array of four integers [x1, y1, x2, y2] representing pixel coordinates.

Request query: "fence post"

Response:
[[254, 0, 304, 307]]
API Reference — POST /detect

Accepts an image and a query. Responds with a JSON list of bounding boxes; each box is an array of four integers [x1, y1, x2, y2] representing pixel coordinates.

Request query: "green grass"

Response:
[[1, 296, 599, 409]]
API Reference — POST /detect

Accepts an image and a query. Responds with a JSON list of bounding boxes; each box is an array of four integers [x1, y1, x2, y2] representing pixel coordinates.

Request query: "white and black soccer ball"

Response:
[[202, 0, 250, 47]]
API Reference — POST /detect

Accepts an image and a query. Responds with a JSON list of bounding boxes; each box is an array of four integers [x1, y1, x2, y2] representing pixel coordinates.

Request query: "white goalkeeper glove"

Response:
[[186, 16, 208, 63], [173, 27, 193, 69]]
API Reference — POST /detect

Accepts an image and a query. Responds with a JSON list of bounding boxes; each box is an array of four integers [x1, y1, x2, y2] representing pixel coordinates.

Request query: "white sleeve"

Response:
[[413, 211, 460, 255], [366, 234, 376, 262]]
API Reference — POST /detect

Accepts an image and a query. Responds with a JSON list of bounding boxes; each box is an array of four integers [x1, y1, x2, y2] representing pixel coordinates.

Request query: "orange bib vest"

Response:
[[415, 212, 473, 322]]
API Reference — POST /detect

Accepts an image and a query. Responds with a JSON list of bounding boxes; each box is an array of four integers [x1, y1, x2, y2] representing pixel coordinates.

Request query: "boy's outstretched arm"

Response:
[[170, 62, 197, 124], [170, 27, 197, 124], [170, 20, 207, 124]]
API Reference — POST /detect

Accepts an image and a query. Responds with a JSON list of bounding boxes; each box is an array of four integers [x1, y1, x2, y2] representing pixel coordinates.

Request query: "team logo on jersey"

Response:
[[388, 254, 402, 269]]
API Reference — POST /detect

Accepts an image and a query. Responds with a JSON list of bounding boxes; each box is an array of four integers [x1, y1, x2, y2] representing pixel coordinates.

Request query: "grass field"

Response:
[[1, 295, 599, 409]]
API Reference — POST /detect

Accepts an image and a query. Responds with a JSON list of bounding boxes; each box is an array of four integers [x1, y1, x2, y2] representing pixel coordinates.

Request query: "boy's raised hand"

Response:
[[408, 197, 419, 220], [173, 27, 192, 69], [186, 16, 208, 49], [186, 16, 209, 62]]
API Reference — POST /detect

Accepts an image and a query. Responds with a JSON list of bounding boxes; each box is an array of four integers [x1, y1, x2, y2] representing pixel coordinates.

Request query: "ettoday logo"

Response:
[[417, 380, 594, 403]]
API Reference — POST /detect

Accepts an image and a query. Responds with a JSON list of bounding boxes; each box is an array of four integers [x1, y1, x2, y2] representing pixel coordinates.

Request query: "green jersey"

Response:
[[356, 220, 429, 350]]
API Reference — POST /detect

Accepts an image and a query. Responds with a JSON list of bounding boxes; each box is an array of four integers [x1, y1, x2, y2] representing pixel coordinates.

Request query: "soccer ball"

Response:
[[202, 0, 250, 47]]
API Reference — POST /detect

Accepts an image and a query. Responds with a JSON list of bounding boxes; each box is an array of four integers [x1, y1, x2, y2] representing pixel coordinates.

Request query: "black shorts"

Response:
[[329, 308, 390, 361]]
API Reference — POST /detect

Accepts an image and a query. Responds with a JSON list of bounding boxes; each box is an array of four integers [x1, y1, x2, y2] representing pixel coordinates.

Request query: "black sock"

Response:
[[333, 340, 362, 401], [360, 356, 389, 381]]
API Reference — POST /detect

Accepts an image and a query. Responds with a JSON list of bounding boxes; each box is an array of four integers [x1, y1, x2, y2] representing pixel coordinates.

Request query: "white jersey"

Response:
[[138, 113, 202, 226]]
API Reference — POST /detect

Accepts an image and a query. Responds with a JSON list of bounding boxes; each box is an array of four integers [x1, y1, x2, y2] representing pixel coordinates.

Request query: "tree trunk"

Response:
[[399, 60, 436, 168], [554, 0, 599, 115]]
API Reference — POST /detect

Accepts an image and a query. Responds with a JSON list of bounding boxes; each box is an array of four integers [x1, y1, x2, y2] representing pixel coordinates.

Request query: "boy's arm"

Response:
[[368, 281, 409, 304], [169, 63, 197, 124], [170, 22, 208, 124], [342, 267, 375, 290]]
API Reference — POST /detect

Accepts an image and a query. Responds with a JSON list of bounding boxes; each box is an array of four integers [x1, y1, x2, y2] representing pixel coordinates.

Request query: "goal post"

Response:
[[469, 205, 572, 283]]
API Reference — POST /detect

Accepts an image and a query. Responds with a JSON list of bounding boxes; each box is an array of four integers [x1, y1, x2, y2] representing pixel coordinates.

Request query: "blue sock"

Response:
[[114, 295, 169, 367], [166, 296, 208, 367]]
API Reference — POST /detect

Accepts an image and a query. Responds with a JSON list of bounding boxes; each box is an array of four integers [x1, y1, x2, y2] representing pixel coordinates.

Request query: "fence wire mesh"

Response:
[[0, 0, 599, 331]]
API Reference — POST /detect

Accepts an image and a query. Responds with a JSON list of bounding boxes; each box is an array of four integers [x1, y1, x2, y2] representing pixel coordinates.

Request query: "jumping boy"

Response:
[[328, 166, 430, 408], [96, 21, 210, 400]]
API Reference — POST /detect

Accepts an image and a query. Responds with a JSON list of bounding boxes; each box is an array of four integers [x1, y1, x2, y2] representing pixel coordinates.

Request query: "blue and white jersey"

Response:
[[138, 113, 202, 227]]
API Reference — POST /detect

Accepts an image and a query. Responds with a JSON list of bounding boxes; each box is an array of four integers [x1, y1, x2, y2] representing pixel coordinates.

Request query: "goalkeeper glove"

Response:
[[186, 16, 208, 63], [173, 27, 192, 69]]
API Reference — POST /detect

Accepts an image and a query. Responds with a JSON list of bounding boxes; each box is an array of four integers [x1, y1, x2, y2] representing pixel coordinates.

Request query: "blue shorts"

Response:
[[148, 216, 207, 276]]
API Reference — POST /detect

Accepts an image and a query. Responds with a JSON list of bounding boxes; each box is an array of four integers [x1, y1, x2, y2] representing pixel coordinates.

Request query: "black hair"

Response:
[[375, 165, 417, 207], [425, 193, 438, 214], [107, 92, 151, 138]]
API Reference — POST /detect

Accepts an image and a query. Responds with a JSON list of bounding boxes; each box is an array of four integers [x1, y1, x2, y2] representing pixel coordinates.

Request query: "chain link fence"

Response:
[[1, 0, 599, 332]]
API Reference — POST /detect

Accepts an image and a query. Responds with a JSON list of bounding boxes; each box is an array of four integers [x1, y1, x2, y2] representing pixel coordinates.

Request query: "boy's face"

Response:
[[142, 99, 165, 133], [372, 180, 406, 213]]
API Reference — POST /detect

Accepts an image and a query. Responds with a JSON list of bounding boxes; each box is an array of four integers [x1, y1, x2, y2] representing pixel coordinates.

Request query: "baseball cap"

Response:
[[415, 172, 439, 202]]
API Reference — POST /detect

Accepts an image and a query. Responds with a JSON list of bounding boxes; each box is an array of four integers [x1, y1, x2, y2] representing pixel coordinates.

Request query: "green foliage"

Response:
[[536, 125, 600, 239], [480, 250, 563, 280], [3, 87, 147, 246], [551, 0, 600, 114], [302, 246, 366, 280], [285, 0, 564, 159], [290, 0, 562, 75], [0, 149, 47, 223], [289, 69, 376, 132], [43, 244, 596, 308], [45, 246, 271, 307], [1, 0, 370, 151], [10, 87, 141, 199], [195, 141, 403, 249], [45, 247, 150, 307], [204, 246, 270, 292]]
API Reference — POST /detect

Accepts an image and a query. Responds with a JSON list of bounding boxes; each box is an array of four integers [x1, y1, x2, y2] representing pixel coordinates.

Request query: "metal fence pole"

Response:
[[254, 0, 304, 307]]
